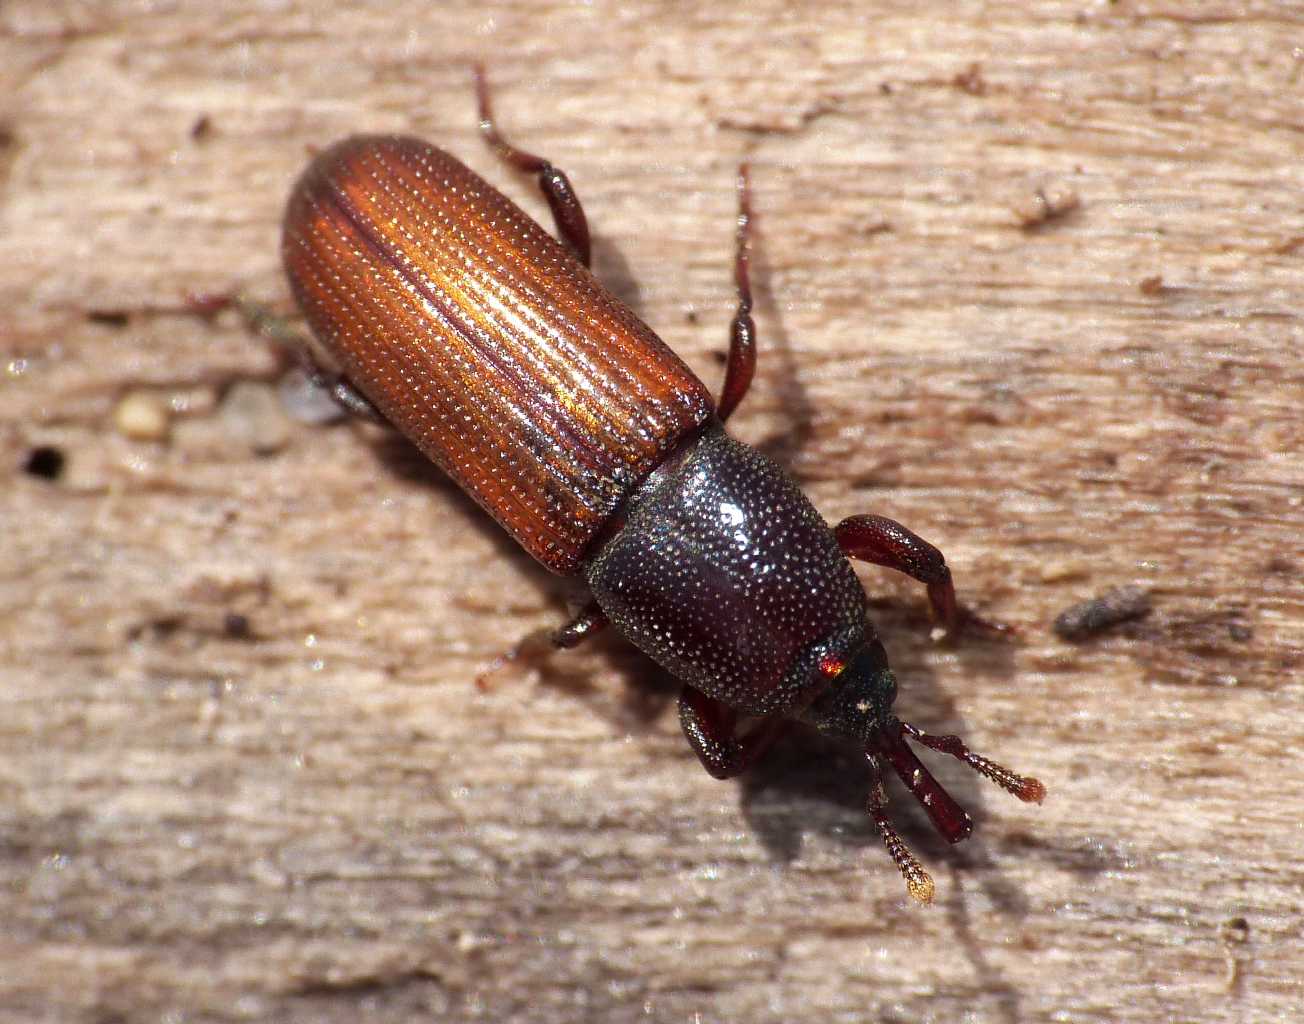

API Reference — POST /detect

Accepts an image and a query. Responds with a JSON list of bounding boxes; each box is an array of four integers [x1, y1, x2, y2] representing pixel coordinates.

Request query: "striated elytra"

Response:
[[279, 74, 1044, 903]]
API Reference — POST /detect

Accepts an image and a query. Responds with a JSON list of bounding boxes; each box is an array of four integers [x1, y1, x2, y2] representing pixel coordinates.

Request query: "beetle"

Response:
[[277, 69, 1044, 903]]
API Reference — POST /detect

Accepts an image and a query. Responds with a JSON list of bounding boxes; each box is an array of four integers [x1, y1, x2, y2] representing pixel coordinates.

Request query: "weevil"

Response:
[[276, 70, 1044, 902]]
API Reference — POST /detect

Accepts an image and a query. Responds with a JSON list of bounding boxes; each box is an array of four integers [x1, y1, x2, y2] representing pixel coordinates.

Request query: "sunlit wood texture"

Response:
[[2, 3, 1301, 1023]]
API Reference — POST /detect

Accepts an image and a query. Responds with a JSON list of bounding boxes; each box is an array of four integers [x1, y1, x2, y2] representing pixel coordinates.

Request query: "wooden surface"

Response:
[[2, 3, 1301, 1022]]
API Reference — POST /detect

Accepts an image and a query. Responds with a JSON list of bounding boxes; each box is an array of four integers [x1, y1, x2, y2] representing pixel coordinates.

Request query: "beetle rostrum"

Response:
[[277, 68, 1044, 903]]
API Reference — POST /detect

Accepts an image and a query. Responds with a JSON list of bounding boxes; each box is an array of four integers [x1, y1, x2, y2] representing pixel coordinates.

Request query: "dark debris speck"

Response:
[[87, 310, 130, 328], [23, 446, 65, 481], [1053, 585, 1152, 641]]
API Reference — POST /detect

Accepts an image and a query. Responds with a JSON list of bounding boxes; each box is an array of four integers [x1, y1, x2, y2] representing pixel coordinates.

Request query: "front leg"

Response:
[[678, 685, 789, 780], [834, 514, 958, 630], [834, 514, 1006, 637]]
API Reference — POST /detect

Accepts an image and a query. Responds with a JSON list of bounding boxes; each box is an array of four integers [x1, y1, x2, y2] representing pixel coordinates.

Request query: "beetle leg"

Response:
[[192, 292, 385, 423], [473, 65, 592, 267], [191, 291, 310, 370], [551, 599, 609, 648], [318, 377, 384, 422], [678, 685, 789, 780], [834, 515, 1011, 637], [476, 599, 608, 689], [835, 513, 994, 637], [716, 164, 757, 424], [865, 751, 936, 904]]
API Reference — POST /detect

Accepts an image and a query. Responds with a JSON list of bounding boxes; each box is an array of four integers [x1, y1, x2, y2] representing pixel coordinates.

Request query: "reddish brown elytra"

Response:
[[276, 67, 1044, 903]]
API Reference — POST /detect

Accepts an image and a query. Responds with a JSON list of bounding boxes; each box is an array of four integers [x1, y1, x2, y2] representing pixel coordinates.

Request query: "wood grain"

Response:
[[2, 3, 1301, 1022]]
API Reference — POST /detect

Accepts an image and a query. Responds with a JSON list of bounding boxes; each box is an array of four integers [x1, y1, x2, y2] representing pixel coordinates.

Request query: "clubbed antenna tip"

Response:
[[1017, 775, 1048, 805], [866, 760, 935, 904], [900, 721, 1046, 805]]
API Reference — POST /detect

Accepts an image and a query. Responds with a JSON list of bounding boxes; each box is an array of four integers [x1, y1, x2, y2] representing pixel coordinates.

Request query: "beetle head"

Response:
[[809, 640, 1045, 904]]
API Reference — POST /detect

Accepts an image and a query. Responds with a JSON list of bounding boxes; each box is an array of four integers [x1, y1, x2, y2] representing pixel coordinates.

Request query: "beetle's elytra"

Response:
[[283, 134, 714, 573], [279, 70, 1044, 903]]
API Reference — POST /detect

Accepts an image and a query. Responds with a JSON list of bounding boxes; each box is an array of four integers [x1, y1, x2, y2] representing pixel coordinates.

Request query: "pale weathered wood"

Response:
[[2, 2, 1301, 1022]]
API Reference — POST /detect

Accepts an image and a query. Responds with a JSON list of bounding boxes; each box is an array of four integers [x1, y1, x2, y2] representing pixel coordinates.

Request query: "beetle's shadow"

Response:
[[364, 428, 571, 605], [698, 213, 1061, 921], [739, 193, 817, 469], [355, 217, 1078, 961], [590, 232, 643, 313], [733, 646, 1026, 1024], [731, 601, 1104, 1024], [356, 342, 1085, 1024]]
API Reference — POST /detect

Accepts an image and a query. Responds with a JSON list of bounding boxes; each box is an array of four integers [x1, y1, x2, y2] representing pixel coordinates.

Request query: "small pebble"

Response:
[[1013, 184, 1080, 228], [220, 381, 291, 454], [114, 390, 171, 441]]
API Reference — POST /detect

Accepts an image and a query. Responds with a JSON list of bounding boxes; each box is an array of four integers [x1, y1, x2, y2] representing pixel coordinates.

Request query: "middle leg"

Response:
[[834, 514, 960, 633], [476, 599, 609, 689], [474, 64, 592, 267], [678, 684, 789, 780]]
